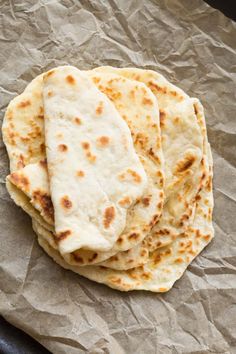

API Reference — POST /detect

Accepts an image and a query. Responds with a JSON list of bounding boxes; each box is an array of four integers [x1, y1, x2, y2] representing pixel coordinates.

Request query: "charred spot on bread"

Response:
[[57, 230, 71, 241], [103, 206, 115, 228], [76, 170, 85, 177], [142, 197, 151, 207], [9, 172, 30, 191], [81, 142, 90, 150], [96, 101, 104, 115], [66, 75, 76, 85], [58, 144, 68, 152], [61, 196, 73, 209], [175, 154, 196, 174], [96, 136, 110, 147], [32, 190, 54, 221], [74, 117, 81, 125], [17, 100, 31, 108]]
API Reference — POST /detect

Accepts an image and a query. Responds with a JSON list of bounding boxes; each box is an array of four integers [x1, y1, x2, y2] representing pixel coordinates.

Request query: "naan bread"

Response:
[[4, 67, 165, 268], [33, 142, 213, 292], [143, 97, 209, 252], [3, 65, 214, 291], [44, 66, 148, 253], [93, 67, 206, 248], [91, 96, 210, 269], [31, 88, 213, 288], [86, 71, 165, 252], [18, 92, 210, 273]]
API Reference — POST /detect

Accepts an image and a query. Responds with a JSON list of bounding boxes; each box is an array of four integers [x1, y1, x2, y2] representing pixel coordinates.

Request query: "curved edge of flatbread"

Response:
[[6, 179, 54, 233]]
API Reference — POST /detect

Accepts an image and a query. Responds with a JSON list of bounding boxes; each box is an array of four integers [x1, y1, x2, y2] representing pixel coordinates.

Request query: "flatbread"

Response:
[[4, 67, 164, 268], [86, 71, 165, 252], [43, 66, 147, 253], [96, 96, 211, 271], [3, 65, 214, 287], [25, 94, 211, 274], [8, 94, 210, 274], [34, 142, 213, 292], [99, 97, 210, 269], [30, 81, 213, 289], [93, 67, 206, 248]]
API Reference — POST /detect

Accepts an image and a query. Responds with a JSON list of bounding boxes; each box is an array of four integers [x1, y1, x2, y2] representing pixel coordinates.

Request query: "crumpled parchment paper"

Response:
[[0, 1, 236, 353]]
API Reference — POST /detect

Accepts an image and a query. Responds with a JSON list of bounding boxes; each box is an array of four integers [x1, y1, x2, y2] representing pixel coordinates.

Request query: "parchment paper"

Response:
[[0, 1, 236, 353]]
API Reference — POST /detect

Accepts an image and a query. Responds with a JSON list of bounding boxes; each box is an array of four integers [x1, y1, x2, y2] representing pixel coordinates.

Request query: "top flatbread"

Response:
[[43, 66, 147, 253]]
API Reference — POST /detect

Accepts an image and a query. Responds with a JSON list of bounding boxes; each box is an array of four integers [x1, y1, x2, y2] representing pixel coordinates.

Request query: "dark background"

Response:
[[205, 0, 236, 20], [0, 1, 235, 353]]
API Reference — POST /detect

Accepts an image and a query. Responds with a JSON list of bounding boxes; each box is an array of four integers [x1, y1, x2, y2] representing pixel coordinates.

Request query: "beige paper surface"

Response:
[[0, 0, 235, 353]]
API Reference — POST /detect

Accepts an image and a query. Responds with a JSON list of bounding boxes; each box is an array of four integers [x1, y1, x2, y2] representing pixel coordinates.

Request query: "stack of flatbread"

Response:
[[2, 65, 214, 292]]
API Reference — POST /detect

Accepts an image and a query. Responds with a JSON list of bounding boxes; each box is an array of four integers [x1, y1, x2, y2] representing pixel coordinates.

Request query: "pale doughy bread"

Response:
[[52, 97, 211, 273], [3, 65, 214, 291], [86, 71, 165, 252], [43, 66, 147, 253], [31, 95, 213, 287], [4, 67, 164, 268], [93, 67, 206, 248], [33, 141, 213, 291], [15, 92, 210, 273]]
